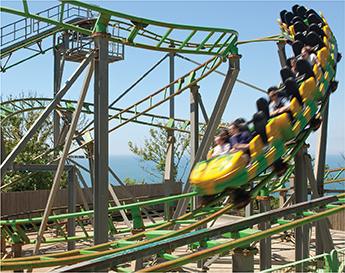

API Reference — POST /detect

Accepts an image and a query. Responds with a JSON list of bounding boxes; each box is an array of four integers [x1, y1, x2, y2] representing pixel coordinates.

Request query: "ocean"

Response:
[[74, 153, 344, 191]]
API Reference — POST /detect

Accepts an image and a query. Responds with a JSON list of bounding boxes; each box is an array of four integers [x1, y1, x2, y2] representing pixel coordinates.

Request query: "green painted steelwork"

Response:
[[135, 205, 345, 272], [1, 194, 342, 271], [0, 192, 197, 225], [38, 198, 343, 272], [260, 248, 345, 273], [0, 2, 342, 271], [1, 0, 239, 62], [0, 193, 231, 270]]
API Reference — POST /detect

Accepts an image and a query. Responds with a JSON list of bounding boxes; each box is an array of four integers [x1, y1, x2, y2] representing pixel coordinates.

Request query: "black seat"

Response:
[[307, 13, 324, 26], [292, 40, 304, 56], [297, 6, 307, 19], [295, 32, 308, 45], [308, 23, 325, 38], [284, 11, 295, 26], [293, 21, 308, 34], [306, 31, 326, 50], [256, 98, 270, 121], [306, 9, 323, 22], [292, 4, 300, 15], [286, 57, 294, 69], [280, 10, 288, 24], [280, 66, 296, 82], [253, 110, 268, 145], [296, 58, 315, 80], [284, 77, 303, 106], [292, 16, 303, 24]]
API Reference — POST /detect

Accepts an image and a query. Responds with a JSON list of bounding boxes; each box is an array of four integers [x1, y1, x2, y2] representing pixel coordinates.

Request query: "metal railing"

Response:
[[260, 247, 345, 273], [61, 22, 124, 61], [1, 3, 94, 48]]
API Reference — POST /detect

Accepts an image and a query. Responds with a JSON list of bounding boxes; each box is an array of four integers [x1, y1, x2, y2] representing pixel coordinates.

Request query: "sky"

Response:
[[0, 0, 344, 164]]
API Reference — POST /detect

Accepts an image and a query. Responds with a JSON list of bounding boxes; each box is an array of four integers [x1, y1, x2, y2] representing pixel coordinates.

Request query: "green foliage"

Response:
[[128, 121, 190, 182], [127, 120, 231, 183], [1, 92, 67, 192], [250, 196, 279, 210], [270, 196, 280, 209], [123, 178, 146, 185]]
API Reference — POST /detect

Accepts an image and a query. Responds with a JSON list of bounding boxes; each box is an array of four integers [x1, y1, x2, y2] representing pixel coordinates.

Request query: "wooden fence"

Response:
[[1, 183, 344, 231], [327, 209, 345, 231], [1, 182, 182, 218]]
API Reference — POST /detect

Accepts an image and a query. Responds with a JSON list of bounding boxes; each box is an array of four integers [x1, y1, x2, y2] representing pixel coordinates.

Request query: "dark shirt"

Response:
[[230, 131, 252, 148]]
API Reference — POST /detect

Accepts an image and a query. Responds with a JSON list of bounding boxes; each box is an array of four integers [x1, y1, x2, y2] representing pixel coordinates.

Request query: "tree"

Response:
[[127, 120, 230, 183], [123, 178, 146, 185], [128, 121, 191, 183], [1, 92, 90, 192]]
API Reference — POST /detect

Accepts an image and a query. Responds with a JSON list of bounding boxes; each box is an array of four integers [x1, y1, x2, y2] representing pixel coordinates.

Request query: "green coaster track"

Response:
[[0, 0, 239, 72], [0, 1, 343, 272]]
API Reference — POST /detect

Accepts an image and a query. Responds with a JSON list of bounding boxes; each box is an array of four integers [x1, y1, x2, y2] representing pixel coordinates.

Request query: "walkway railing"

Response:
[[260, 247, 345, 273], [0, 3, 93, 49]]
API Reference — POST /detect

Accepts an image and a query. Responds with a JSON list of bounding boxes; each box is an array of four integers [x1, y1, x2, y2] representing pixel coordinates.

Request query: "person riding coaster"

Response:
[[192, 4, 340, 209]]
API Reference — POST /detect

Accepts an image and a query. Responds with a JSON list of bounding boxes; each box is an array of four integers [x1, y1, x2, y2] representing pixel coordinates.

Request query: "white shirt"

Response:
[[212, 142, 231, 157], [269, 96, 291, 114], [308, 53, 318, 67]]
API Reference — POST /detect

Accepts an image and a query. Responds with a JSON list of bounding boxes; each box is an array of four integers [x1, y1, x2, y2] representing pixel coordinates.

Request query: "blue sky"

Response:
[[1, 1, 344, 162]]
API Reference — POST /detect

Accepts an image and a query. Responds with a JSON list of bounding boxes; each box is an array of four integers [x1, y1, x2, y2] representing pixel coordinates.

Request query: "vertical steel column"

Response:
[[173, 54, 241, 219], [232, 248, 257, 272], [67, 166, 76, 251], [314, 102, 329, 196], [190, 85, 204, 268], [245, 183, 253, 218], [164, 52, 175, 219], [258, 188, 272, 270], [279, 190, 287, 207], [314, 102, 329, 255], [294, 147, 309, 271], [190, 85, 200, 209], [93, 32, 110, 245], [277, 41, 287, 68]]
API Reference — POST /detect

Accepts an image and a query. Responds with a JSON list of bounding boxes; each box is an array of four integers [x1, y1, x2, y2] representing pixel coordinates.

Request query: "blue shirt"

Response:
[[230, 130, 252, 147]]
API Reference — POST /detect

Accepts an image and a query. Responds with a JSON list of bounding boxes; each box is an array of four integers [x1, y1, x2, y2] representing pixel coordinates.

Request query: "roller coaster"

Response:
[[0, 1, 344, 272]]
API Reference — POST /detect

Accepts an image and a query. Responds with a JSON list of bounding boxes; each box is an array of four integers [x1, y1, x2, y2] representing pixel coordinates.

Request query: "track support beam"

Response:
[[173, 54, 241, 220], [294, 147, 310, 272], [164, 51, 175, 220], [190, 84, 200, 209], [314, 101, 329, 255], [93, 31, 110, 246]]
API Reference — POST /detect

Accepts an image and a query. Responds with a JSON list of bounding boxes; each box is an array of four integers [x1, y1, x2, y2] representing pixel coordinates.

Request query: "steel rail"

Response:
[[1, 97, 210, 134], [40, 195, 343, 272], [0, 192, 228, 270], [1, 2, 238, 59], [3, 177, 339, 270], [136, 204, 345, 273]]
